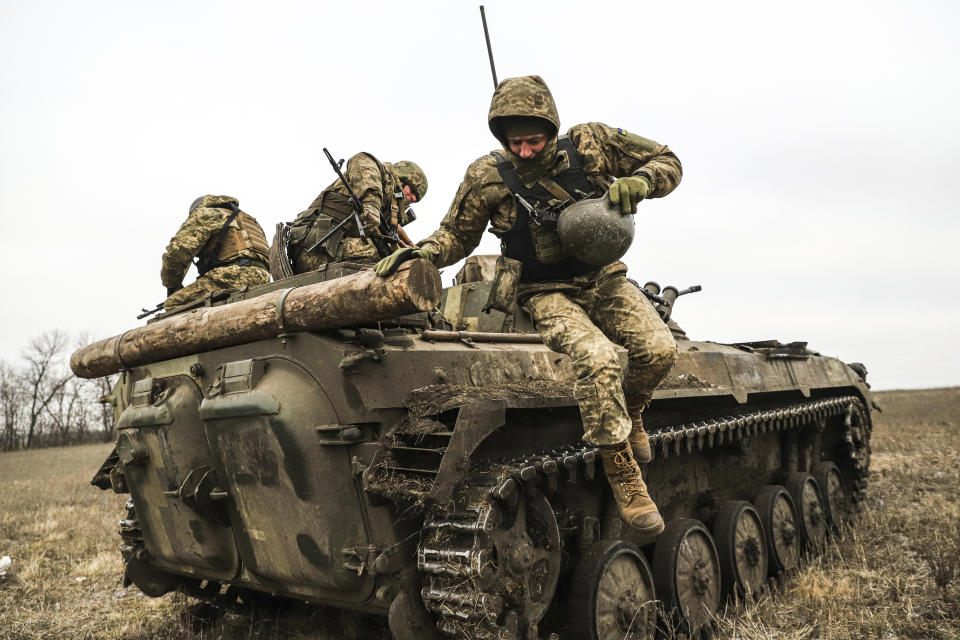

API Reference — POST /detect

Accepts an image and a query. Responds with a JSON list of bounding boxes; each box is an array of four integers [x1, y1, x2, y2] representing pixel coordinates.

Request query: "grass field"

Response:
[[1, 387, 958, 639]]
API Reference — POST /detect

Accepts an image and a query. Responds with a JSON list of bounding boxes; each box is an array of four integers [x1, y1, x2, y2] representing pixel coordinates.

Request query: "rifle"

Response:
[[137, 301, 165, 320], [514, 193, 568, 230], [306, 148, 394, 258]]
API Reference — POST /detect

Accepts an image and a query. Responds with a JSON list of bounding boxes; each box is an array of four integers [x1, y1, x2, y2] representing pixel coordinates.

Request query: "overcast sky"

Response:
[[1, 0, 957, 391]]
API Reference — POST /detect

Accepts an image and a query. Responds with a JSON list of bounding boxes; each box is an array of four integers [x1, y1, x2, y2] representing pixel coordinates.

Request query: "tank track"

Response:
[[415, 394, 869, 639]]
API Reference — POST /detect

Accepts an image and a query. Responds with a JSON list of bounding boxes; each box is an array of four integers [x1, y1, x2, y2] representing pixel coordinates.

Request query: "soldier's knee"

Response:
[[628, 331, 678, 371], [574, 341, 622, 384]]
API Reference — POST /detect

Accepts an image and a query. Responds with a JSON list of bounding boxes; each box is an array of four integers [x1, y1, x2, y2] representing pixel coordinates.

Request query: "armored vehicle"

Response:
[[75, 257, 873, 640]]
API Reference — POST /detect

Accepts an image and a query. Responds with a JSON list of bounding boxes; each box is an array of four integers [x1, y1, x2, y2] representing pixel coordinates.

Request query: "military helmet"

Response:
[[556, 195, 635, 267], [393, 161, 428, 201], [190, 194, 239, 213]]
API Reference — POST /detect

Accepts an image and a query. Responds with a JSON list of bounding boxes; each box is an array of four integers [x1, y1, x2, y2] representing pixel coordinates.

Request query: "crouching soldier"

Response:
[[161, 195, 271, 310], [282, 153, 427, 274]]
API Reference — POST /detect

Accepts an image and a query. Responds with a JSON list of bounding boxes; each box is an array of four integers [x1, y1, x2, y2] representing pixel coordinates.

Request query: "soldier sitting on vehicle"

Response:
[[375, 75, 682, 539], [161, 195, 271, 310], [281, 153, 427, 274]]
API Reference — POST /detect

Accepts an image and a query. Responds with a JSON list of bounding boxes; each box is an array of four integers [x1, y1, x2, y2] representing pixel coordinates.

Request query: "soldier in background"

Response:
[[161, 195, 271, 310], [376, 75, 682, 539], [283, 154, 427, 273]]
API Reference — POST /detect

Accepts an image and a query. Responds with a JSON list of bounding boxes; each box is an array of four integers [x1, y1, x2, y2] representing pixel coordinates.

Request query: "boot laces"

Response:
[[612, 449, 644, 498]]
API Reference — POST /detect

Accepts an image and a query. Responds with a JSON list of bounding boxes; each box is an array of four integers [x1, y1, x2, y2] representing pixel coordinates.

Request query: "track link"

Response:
[[416, 395, 870, 639]]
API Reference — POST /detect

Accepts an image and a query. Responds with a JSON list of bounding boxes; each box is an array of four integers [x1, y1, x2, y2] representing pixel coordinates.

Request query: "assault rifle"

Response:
[[514, 193, 568, 230], [306, 148, 394, 258], [137, 301, 165, 320]]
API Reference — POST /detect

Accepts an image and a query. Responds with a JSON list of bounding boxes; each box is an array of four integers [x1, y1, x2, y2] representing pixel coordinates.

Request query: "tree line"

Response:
[[1, 331, 115, 452]]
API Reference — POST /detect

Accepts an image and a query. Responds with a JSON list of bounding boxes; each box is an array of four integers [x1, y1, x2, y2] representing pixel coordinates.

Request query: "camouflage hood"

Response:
[[488, 75, 560, 148], [189, 194, 238, 213]]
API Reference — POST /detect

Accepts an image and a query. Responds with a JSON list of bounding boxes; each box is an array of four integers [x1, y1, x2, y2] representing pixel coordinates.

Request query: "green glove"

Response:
[[607, 175, 651, 215], [374, 247, 433, 277]]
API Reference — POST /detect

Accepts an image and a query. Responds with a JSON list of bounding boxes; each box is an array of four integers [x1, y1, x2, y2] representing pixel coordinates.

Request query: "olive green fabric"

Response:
[[161, 196, 269, 293], [519, 262, 678, 445], [608, 175, 650, 214], [500, 116, 553, 139]]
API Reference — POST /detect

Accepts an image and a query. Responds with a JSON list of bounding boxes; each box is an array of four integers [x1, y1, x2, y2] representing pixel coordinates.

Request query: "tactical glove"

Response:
[[374, 247, 434, 277], [166, 286, 181, 297], [608, 176, 651, 215]]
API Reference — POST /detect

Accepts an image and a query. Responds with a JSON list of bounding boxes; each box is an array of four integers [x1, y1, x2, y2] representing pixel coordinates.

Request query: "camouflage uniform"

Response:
[[419, 75, 682, 446], [289, 154, 424, 273], [161, 195, 271, 310]]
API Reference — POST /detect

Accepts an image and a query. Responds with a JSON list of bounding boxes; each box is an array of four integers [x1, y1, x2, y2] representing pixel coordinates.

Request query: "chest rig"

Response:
[[491, 136, 595, 282]]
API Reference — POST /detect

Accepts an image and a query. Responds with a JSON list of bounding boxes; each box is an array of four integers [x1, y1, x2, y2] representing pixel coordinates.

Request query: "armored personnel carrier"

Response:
[[74, 257, 873, 640]]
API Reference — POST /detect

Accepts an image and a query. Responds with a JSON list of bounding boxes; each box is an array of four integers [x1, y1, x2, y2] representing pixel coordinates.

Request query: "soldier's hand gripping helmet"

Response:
[[393, 161, 428, 202], [556, 194, 635, 267]]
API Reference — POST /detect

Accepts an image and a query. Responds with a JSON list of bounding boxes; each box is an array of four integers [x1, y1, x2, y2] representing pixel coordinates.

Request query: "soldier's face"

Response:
[[507, 134, 549, 160], [402, 184, 418, 204]]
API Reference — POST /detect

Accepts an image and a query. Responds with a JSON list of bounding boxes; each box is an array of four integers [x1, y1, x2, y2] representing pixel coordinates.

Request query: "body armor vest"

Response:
[[198, 207, 270, 275], [492, 136, 596, 282], [290, 153, 404, 267]]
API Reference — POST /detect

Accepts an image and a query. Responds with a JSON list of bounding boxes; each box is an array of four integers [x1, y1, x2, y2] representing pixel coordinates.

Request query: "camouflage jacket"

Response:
[[160, 198, 267, 289], [418, 121, 682, 268], [307, 153, 413, 236]]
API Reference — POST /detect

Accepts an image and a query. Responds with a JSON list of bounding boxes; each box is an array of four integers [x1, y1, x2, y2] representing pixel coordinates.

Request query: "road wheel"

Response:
[[813, 461, 851, 531], [652, 519, 721, 637], [754, 485, 801, 575], [567, 539, 657, 640], [712, 501, 768, 600], [786, 472, 827, 551]]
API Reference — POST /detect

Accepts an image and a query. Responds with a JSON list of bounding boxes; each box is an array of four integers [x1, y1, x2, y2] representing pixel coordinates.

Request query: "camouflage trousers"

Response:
[[164, 264, 271, 310], [521, 262, 678, 446], [293, 238, 380, 272]]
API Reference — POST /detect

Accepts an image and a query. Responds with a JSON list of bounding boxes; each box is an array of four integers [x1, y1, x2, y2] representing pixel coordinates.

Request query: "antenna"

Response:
[[479, 5, 498, 89]]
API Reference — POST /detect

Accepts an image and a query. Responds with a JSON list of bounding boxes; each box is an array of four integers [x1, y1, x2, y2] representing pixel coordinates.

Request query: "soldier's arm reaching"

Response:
[[343, 153, 388, 235], [417, 157, 513, 268], [160, 207, 226, 291], [570, 123, 683, 214]]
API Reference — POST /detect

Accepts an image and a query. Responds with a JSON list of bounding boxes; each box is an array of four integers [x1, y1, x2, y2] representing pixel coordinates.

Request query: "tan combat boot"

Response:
[[627, 406, 652, 464], [599, 441, 664, 538]]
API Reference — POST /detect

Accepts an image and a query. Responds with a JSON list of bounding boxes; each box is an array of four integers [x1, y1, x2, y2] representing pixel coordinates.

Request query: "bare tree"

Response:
[[22, 331, 74, 449], [0, 360, 25, 451], [93, 374, 118, 441]]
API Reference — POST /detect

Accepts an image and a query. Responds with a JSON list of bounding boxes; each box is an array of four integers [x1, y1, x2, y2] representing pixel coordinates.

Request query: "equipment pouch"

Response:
[[528, 223, 564, 264], [483, 256, 522, 316], [317, 190, 354, 222]]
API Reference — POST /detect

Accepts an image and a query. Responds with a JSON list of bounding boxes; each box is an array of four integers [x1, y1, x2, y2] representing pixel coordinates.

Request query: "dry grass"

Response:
[[1, 388, 958, 639], [715, 387, 960, 640]]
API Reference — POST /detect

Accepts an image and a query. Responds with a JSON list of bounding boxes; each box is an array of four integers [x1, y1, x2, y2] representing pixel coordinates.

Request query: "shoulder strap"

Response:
[[196, 202, 240, 275], [490, 151, 525, 194], [557, 135, 582, 170]]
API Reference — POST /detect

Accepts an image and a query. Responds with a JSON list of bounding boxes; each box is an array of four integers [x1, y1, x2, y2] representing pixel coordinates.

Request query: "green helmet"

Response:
[[393, 160, 428, 202], [556, 195, 635, 267], [189, 194, 238, 213]]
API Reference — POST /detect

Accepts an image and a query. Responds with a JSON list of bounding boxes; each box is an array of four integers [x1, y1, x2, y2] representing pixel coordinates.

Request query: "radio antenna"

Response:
[[479, 5, 498, 89]]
